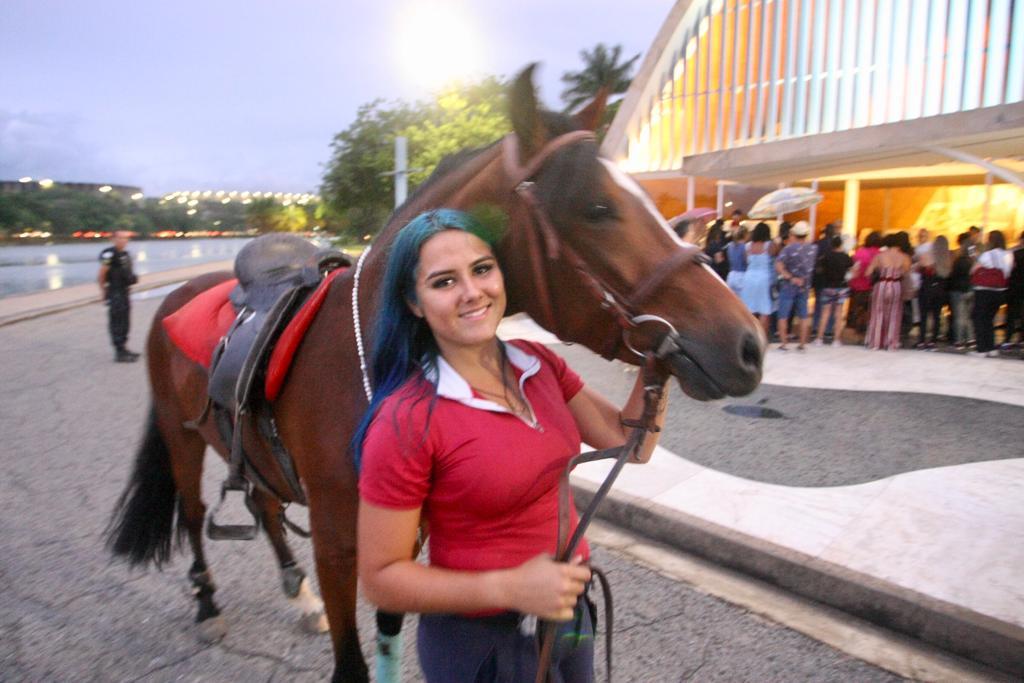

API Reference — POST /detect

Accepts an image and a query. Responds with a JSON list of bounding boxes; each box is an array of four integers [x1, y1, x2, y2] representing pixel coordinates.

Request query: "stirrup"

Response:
[[206, 478, 261, 541]]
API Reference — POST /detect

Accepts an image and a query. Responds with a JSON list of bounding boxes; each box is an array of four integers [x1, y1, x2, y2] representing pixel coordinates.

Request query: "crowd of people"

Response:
[[678, 214, 1023, 357]]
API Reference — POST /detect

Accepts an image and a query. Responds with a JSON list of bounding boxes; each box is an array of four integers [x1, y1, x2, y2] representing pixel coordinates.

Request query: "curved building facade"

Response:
[[604, 0, 1024, 239]]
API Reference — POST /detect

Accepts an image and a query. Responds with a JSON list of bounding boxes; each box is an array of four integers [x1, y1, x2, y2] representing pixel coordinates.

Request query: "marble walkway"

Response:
[[499, 314, 1024, 675]]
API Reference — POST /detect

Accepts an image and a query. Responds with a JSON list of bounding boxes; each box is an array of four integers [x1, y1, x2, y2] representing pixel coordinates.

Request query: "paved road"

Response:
[[3, 296, 909, 681]]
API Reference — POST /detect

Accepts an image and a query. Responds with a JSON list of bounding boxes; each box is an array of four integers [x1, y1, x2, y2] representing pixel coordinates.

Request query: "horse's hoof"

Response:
[[299, 610, 329, 634], [197, 615, 228, 643]]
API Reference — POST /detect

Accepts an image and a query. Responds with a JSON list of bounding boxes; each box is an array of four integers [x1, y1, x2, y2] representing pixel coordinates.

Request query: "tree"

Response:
[[400, 77, 510, 187], [245, 198, 307, 233], [560, 43, 640, 113], [320, 99, 421, 237], [319, 77, 510, 239]]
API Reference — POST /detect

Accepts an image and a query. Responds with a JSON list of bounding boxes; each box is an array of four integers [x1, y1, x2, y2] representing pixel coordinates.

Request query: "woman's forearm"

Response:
[[619, 366, 669, 463], [363, 560, 506, 614], [361, 553, 590, 621]]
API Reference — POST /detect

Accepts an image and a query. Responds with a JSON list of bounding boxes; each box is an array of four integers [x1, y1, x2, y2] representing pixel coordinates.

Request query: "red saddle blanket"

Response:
[[162, 278, 238, 368], [162, 268, 346, 401]]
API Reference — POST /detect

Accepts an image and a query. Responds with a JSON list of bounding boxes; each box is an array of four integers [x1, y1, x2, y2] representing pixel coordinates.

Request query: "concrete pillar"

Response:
[[716, 181, 725, 218], [842, 178, 860, 242], [809, 179, 819, 233], [983, 173, 992, 229], [686, 176, 695, 211]]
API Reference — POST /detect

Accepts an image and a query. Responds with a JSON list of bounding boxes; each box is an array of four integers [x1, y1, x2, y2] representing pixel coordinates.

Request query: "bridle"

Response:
[[502, 131, 709, 361]]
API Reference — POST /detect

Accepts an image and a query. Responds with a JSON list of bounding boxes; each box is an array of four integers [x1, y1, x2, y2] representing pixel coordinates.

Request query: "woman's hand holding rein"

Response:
[[358, 504, 591, 623], [495, 554, 592, 622]]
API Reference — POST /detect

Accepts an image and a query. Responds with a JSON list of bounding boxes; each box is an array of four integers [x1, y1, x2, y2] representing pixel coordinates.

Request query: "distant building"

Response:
[[0, 179, 144, 198], [603, 0, 1024, 240]]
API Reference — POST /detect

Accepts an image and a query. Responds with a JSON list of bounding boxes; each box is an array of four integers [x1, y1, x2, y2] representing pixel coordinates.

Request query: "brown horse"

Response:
[[106, 65, 764, 682]]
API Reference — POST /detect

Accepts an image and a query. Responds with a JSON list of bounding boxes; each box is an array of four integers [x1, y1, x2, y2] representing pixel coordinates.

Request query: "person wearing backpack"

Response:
[[969, 230, 1013, 357]]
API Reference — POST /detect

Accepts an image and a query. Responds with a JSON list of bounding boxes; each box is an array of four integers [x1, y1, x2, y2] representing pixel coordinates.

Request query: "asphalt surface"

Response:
[[2, 295, 912, 681], [558, 346, 1024, 487]]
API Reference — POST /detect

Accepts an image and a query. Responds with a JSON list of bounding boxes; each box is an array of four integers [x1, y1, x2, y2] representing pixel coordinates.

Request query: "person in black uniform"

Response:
[[98, 230, 140, 362]]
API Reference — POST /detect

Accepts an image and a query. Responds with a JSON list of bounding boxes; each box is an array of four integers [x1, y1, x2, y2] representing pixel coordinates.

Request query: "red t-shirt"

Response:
[[358, 339, 589, 573], [849, 246, 880, 292]]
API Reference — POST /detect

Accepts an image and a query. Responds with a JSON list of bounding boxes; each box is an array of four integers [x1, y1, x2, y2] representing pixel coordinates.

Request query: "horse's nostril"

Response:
[[740, 332, 762, 370]]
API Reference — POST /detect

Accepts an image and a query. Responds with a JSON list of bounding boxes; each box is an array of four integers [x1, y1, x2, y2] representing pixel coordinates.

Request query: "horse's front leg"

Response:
[[250, 487, 329, 634], [306, 473, 368, 683]]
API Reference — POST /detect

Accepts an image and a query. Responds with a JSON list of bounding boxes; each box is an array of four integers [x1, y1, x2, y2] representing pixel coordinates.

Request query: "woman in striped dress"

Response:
[[865, 234, 912, 351]]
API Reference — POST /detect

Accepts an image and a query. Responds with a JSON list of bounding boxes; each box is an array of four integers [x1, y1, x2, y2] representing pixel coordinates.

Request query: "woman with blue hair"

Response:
[[355, 209, 670, 681]]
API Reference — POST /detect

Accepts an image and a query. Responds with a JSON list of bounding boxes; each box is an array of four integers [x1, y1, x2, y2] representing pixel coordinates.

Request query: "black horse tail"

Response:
[[105, 406, 183, 567]]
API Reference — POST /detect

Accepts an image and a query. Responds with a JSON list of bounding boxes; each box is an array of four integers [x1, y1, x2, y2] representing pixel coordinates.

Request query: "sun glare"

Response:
[[393, 2, 486, 92]]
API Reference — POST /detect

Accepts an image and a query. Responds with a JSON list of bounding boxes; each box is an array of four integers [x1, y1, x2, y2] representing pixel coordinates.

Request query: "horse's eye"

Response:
[[583, 202, 614, 223]]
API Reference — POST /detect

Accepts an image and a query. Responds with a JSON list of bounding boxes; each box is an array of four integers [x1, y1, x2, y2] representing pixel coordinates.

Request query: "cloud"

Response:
[[0, 109, 140, 187]]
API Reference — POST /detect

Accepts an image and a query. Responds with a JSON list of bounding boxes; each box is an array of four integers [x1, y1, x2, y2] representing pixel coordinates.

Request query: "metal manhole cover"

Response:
[[722, 404, 785, 419]]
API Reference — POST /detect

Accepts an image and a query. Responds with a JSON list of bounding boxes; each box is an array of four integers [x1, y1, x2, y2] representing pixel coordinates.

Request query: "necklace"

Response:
[[464, 345, 535, 424], [472, 383, 529, 416], [471, 355, 532, 420]]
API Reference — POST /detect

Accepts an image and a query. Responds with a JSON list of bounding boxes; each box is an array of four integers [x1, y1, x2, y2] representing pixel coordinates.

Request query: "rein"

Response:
[[533, 354, 667, 683], [504, 131, 690, 683]]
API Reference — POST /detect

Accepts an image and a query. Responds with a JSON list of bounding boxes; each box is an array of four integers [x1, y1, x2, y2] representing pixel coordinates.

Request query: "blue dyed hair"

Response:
[[351, 209, 492, 470]]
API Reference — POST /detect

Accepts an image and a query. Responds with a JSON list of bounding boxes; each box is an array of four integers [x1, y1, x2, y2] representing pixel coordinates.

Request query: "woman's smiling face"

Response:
[[409, 229, 506, 356]]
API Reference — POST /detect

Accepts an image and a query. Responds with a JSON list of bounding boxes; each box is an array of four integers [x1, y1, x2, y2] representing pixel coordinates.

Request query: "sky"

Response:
[[1, 0, 673, 196]]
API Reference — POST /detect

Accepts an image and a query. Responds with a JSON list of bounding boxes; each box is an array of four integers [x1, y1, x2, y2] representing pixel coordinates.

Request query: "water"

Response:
[[0, 238, 253, 298]]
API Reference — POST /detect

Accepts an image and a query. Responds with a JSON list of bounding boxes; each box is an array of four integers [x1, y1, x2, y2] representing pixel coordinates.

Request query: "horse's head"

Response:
[[494, 65, 764, 400]]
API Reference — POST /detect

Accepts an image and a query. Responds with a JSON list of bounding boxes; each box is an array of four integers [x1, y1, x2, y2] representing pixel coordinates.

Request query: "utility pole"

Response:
[[394, 136, 408, 208], [379, 137, 423, 209]]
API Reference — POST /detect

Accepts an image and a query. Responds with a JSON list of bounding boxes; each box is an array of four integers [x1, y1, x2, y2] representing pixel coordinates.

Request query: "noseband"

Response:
[[503, 132, 707, 359]]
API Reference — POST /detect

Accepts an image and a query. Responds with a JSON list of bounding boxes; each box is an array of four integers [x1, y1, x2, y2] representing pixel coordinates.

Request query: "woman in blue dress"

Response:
[[725, 225, 748, 294], [740, 222, 775, 339]]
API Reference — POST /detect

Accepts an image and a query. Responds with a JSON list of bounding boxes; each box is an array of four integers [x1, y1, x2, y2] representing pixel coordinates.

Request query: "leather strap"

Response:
[[536, 358, 666, 683], [503, 131, 596, 188]]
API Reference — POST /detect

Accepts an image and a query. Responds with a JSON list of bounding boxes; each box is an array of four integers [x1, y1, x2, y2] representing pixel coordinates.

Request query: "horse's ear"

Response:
[[508, 63, 549, 159], [573, 87, 608, 132]]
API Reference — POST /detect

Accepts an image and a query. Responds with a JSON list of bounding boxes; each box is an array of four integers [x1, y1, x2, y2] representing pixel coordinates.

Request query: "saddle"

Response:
[[209, 233, 324, 410], [165, 233, 351, 540]]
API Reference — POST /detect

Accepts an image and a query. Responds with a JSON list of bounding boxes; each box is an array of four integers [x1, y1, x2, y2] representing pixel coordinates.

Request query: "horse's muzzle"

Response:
[[661, 330, 763, 401]]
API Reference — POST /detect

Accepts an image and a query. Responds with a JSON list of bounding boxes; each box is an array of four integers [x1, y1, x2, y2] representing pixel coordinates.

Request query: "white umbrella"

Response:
[[747, 187, 823, 219]]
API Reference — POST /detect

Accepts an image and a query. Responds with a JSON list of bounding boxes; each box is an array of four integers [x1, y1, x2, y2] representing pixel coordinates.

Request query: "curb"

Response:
[[0, 261, 234, 328], [0, 295, 104, 328], [573, 479, 1024, 678]]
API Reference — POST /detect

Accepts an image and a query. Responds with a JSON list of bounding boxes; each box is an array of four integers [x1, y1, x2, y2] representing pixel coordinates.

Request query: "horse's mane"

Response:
[[401, 142, 499, 210]]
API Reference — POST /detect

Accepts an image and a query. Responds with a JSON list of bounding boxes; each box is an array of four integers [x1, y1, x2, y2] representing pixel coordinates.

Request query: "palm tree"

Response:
[[560, 43, 641, 113]]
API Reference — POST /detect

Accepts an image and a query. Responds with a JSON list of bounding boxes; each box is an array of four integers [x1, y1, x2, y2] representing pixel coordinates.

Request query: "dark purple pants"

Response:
[[417, 599, 595, 682]]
